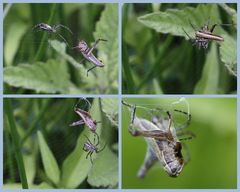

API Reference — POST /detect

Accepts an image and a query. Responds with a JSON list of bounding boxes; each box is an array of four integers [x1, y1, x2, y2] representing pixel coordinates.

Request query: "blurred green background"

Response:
[[122, 3, 237, 94], [122, 98, 236, 188], [4, 98, 118, 189], [3, 3, 118, 94]]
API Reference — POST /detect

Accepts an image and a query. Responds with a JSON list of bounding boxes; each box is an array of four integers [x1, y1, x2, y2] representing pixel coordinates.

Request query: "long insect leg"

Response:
[[86, 151, 90, 159], [94, 132, 100, 146], [166, 111, 172, 133], [84, 135, 93, 145], [189, 20, 198, 31], [182, 28, 193, 41], [177, 130, 196, 141], [90, 152, 94, 164], [87, 65, 97, 76], [55, 32, 70, 47], [87, 38, 107, 55], [174, 109, 192, 130], [69, 119, 85, 126], [54, 24, 73, 34], [97, 143, 107, 153]]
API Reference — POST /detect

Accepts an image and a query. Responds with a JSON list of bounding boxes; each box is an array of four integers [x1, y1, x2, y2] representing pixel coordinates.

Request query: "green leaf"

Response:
[[49, 40, 96, 85], [61, 99, 102, 189], [219, 34, 237, 77], [138, 4, 220, 38], [218, 4, 237, 26], [4, 22, 28, 66], [93, 4, 118, 93], [194, 44, 219, 94], [37, 131, 60, 185], [87, 146, 118, 188], [101, 98, 118, 127], [4, 59, 75, 93]]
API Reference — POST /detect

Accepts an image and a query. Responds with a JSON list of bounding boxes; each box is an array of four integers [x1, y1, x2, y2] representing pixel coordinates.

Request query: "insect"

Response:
[[83, 133, 106, 163], [72, 38, 107, 76], [122, 100, 195, 178], [32, 23, 73, 47], [182, 19, 232, 49], [70, 98, 99, 133]]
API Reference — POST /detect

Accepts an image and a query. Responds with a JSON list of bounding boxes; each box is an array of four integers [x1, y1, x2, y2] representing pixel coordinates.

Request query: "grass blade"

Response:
[[5, 99, 29, 189]]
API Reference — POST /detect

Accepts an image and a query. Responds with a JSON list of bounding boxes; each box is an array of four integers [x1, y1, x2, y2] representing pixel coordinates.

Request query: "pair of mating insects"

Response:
[[69, 99, 106, 163], [32, 23, 106, 76], [122, 100, 195, 178]]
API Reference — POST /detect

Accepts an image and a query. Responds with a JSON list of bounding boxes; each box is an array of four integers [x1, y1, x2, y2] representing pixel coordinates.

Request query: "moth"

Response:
[[122, 101, 195, 178]]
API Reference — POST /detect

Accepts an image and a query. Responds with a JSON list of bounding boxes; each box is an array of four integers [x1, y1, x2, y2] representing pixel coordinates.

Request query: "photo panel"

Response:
[[3, 3, 118, 94], [122, 3, 237, 94], [3, 98, 118, 189], [122, 97, 237, 189]]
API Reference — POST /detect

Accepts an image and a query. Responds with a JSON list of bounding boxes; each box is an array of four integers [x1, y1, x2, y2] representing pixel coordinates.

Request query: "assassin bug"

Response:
[[83, 132, 106, 164], [182, 19, 232, 49], [72, 39, 107, 76], [70, 98, 99, 133], [32, 23, 73, 47], [122, 101, 195, 178]]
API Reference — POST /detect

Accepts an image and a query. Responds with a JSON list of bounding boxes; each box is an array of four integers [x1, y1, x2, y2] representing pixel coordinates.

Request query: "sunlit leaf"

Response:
[[138, 4, 220, 38], [4, 22, 28, 66], [87, 146, 118, 188], [4, 59, 74, 93], [37, 131, 60, 185], [93, 4, 118, 94]]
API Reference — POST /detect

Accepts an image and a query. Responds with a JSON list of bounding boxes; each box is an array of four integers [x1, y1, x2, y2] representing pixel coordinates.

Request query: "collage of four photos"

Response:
[[2, 2, 237, 190]]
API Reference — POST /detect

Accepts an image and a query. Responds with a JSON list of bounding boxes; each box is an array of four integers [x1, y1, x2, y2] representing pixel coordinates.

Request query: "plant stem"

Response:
[[5, 99, 29, 189]]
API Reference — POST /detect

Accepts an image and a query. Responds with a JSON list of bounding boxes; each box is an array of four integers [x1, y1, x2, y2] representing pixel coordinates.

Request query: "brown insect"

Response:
[[122, 101, 195, 178]]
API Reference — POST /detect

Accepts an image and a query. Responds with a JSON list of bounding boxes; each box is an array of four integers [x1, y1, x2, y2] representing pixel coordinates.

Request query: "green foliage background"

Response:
[[122, 3, 237, 94], [122, 98, 236, 188], [4, 98, 118, 189], [3, 3, 118, 94]]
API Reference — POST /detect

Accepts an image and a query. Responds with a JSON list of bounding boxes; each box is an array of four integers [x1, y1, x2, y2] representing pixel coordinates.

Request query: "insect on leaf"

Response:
[[49, 40, 96, 85], [61, 99, 102, 189], [138, 4, 220, 38]]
